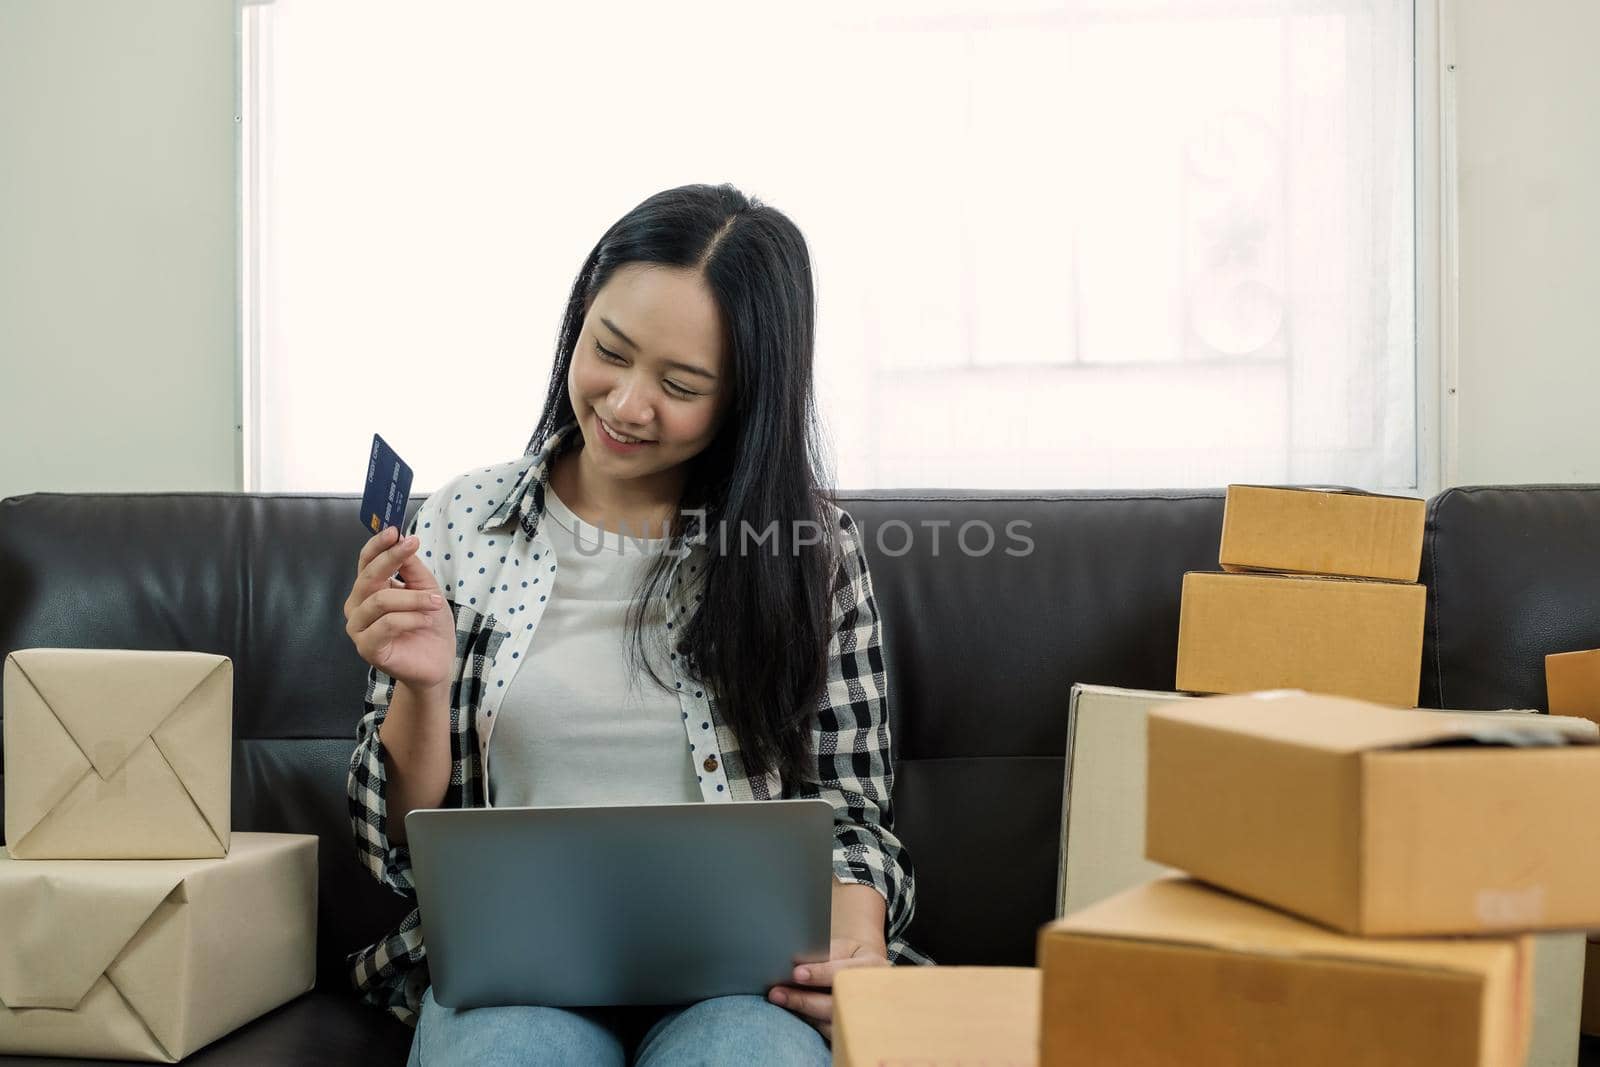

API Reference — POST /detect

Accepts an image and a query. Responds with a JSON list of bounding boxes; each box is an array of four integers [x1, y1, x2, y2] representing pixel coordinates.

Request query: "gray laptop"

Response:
[[405, 799, 834, 1010]]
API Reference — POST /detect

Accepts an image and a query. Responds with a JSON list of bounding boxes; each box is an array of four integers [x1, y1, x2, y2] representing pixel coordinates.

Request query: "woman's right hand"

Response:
[[344, 525, 456, 693]]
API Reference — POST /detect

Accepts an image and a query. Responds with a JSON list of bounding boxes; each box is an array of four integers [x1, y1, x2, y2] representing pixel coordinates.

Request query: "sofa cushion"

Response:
[[1421, 486, 1600, 710], [0, 992, 412, 1066]]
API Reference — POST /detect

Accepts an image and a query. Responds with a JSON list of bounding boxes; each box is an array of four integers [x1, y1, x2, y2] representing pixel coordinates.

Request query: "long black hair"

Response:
[[524, 183, 833, 784]]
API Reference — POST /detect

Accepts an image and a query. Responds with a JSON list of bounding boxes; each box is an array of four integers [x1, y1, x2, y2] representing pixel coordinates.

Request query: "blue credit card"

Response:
[[361, 433, 415, 534]]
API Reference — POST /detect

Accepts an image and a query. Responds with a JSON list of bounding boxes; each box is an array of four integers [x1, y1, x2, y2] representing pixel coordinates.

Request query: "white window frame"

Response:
[[1414, 0, 1459, 498]]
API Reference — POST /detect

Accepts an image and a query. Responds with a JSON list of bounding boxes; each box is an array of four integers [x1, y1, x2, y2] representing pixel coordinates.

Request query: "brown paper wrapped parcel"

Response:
[[0, 833, 317, 1062], [3, 648, 232, 859]]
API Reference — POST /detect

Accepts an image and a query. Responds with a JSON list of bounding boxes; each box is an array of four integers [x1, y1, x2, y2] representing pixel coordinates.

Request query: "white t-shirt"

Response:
[[486, 485, 702, 808]]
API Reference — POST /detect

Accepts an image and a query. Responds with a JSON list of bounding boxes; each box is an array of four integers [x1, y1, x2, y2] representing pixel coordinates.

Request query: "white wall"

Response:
[[1450, 0, 1600, 485], [0, 0, 240, 503]]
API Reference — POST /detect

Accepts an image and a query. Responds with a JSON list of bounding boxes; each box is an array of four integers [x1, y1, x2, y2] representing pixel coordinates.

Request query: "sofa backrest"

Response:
[[834, 491, 1225, 964], [1419, 486, 1600, 711], [0, 492, 418, 987], [1, 485, 1596, 986]]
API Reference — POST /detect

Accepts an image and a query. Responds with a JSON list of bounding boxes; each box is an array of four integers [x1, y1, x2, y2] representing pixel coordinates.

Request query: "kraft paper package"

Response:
[[0, 833, 317, 1062], [3, 648, 232, 859]]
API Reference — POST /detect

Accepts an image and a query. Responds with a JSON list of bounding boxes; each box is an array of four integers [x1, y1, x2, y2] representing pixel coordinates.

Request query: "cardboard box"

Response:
[[1039, 877, 1532, 1067], [1147, 691, 1600, 935], [4, 648, 232, 858], [1446, 720, 1591, 1067], [1219, 484, 1427, 582], [833, 966, 1039, 1067], [1057, 687, 1555, 920], [1546, 648, 1600, 723], [1057, 684, 1191, 917], [0, 833, 317, 1062], [1175, 571, 1426, 707], [1062, 686, 1586, 1066]]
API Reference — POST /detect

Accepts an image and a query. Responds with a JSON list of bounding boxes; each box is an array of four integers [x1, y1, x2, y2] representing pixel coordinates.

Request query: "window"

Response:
[[244, 0, 1416, 493]]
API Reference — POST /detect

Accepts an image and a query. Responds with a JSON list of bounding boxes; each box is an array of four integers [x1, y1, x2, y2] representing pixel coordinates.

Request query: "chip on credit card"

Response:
[[361, 433, 414, 535]]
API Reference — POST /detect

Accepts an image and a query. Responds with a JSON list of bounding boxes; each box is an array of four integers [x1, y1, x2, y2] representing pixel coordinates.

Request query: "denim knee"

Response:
[[633, 993, 830, 1067], [408, 985, 628, 1067]]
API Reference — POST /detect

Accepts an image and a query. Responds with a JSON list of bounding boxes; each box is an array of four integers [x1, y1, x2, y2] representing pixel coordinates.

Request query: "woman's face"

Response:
[[567, 262, 731, 492]]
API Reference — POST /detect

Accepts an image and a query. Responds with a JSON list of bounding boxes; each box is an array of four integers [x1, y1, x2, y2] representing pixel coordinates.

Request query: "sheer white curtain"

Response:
[[248, 0, 1415, 494]]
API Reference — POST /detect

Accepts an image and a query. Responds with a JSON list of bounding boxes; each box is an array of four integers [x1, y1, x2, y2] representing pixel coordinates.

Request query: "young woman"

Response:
[[342, 183, 926, 1065]]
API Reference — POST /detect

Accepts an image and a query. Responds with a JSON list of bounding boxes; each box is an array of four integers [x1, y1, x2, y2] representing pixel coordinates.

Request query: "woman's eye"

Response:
[[595, 340, 698, 397]]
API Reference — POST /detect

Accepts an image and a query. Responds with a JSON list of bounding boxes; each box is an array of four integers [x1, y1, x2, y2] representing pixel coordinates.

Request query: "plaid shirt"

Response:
[[346, 423, 928, 1027]]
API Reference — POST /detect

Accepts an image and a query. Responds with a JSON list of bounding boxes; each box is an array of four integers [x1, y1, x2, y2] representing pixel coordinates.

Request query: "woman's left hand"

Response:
[[766, 936, 891, 1043]]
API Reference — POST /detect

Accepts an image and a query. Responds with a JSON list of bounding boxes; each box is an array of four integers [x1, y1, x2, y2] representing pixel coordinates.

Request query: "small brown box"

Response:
[[1546, 648, 1600, 723], [833, 966, 1039, 1067], [1146, 691, 1600, 936], [1219, 484, 1426, 582], [1175, 571, 1426, 708], [1039, 877, 1531, 1067]]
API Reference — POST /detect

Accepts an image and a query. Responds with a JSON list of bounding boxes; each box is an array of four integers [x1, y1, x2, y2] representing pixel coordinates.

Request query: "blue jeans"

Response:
[[405, 986, 831, 1066]]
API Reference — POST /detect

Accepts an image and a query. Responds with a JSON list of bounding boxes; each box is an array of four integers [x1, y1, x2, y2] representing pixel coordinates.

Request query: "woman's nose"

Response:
[[610, 379, 652, 427]]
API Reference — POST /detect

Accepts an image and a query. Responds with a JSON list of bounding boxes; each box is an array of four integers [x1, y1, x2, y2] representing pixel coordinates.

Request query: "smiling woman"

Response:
[[343, 183, 925, 1066], [554, 263, 732, 536]]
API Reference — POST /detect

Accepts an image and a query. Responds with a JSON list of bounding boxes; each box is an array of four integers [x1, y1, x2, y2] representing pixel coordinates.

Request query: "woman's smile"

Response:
[[596, 412, 655, 450]]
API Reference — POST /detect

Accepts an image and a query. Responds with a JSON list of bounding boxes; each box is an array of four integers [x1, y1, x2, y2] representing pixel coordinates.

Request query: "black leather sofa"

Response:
[[1, 484, 1597, 1065]]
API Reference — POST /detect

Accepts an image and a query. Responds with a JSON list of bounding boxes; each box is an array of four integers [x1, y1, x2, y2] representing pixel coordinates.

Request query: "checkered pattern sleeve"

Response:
[[787, 507, 919, 952], [346, 507, 427, 899]]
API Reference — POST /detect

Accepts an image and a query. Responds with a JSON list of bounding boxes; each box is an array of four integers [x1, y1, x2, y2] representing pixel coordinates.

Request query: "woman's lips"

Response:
[[596, 412, 655, 452]]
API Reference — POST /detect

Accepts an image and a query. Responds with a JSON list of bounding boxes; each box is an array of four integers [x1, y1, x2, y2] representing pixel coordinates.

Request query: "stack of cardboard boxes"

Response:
[[835, 690, 1600, 1067], [0, 648, 318, 1063], [1038, 689, 1600, 1065], [1176, 484, 1429, 707], [833, 486, 1600, 1066]]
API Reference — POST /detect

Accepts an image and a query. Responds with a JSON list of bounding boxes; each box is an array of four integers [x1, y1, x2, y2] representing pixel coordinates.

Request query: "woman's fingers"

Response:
[[354, 609, 439, 668], [357, 525, 401, 574], [790, 951, 888, 988], [346, 587, 444, 636], [362, 535, 415, 584], [771, 946, 888, 1046], [768, 985, 831, 1025]]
